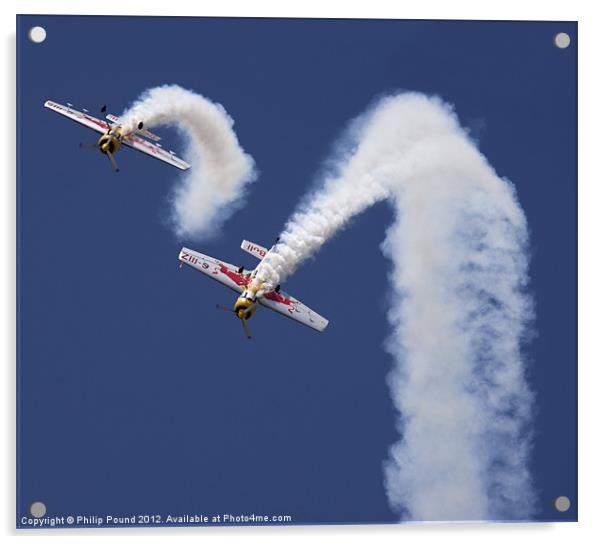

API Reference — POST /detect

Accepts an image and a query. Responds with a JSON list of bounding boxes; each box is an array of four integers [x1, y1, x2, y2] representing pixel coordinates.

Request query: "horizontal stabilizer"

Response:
[[105, 113, 121, 125], [241, 240, 269, 260], [106, 114, 162, 142]]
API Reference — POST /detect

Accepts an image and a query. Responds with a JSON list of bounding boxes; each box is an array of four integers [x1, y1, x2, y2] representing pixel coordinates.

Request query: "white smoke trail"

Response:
[[120, 85, 256, 239], [250, 93, 535, 521]]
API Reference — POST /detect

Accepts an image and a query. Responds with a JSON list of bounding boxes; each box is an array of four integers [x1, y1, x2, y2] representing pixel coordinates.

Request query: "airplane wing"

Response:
[[44, 100, 110, 134], [259, 289, 329, 332], [122, 135, 190, 170], [178, 247, 249, 294]]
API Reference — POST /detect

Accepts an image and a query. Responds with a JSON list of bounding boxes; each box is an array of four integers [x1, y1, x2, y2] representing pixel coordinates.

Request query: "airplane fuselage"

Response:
[[97, 128, 124, 155], [234, 290, 257, 320]]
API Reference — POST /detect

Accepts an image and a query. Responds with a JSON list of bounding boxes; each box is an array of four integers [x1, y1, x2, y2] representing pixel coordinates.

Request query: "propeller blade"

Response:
[[106, 150, 119, 172], [241, 318, 252, 340], [79, 142, 98, 149], [216, 304, 234, 313]]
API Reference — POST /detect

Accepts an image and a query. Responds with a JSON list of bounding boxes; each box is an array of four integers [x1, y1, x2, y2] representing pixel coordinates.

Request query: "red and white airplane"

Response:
[[44, 100, 190, 172], [179, 240, 329, 339]]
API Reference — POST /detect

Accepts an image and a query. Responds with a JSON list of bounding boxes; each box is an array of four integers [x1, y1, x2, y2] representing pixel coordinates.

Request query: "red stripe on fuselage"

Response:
[[218, 264, 295, 305]]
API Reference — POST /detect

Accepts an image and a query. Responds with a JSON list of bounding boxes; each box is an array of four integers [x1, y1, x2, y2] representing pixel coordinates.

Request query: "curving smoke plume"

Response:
[[250, 93, 535, 521], [120, 85, 256, 239]]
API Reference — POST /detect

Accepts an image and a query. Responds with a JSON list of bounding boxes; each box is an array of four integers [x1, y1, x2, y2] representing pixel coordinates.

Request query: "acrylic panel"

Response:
[[16, 15, 577, 528]]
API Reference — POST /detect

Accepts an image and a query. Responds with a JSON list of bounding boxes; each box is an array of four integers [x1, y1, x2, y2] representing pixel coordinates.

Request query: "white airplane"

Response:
[[44, 100, 190, 172], [178, 240, 329, 339]]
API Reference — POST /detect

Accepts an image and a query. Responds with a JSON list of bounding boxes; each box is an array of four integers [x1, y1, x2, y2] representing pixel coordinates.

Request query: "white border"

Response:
[[2, 1, 599, 542]]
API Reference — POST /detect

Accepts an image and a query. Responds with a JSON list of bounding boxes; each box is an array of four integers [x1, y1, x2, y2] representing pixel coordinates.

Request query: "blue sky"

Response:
[[17, 16, 576, 525]]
